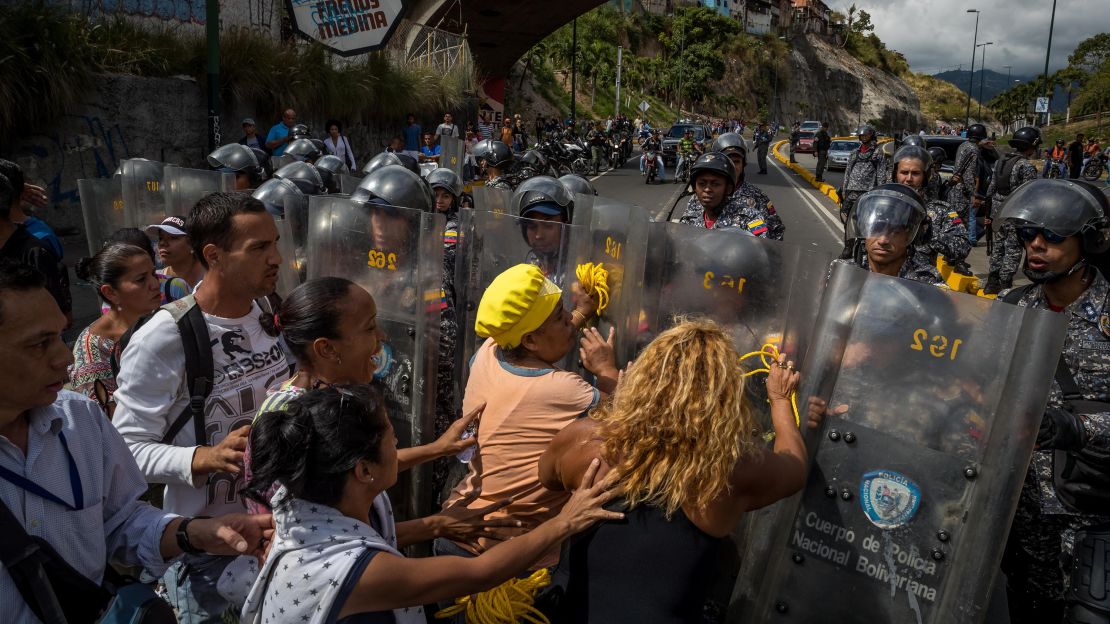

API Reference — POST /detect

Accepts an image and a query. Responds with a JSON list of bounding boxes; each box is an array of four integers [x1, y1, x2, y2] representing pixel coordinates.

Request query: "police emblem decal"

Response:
[[1099, 313, 1110, 339], [860, 470, 921, 529]]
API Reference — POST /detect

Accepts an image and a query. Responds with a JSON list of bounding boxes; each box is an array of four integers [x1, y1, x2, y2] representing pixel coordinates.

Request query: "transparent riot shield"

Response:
[[731, 262, 1067, 624], [163, 166, 235, 216], [306, 196, 444, 520], [77, 177, 126, 256], [441, 135, 465, 178], [453, 209, 588, 386], [119, 159, 166, 229], [272, 217, 300, 298], [471, 185, 512, 215], [338, 173, 364, 195], [270, 154, 297, 171], [571, 194, 650, 367]]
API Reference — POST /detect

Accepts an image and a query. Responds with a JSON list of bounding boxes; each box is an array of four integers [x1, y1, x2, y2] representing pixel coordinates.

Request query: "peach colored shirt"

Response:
[[444, 338, 599, 567]]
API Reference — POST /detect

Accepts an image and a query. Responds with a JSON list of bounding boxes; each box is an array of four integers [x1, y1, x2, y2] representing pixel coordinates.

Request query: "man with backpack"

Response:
[[112, 193, 289, 622], [0, 260, 271, 624], [997, 179, 1110, 624], [983, 127, 1041, 294]]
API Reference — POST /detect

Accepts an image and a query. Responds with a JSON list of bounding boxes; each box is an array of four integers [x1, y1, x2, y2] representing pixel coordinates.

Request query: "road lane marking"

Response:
[[772, 158, 843, 242]]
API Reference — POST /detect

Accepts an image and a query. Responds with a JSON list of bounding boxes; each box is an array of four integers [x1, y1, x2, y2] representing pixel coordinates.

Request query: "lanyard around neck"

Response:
[[0, 430, 84, 512]]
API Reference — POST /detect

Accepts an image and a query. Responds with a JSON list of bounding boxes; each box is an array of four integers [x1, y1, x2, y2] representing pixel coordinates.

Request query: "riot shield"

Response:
[[270, 154, 298, 171], [470, 185, 512, 215], [453, 209, 588, 386], [163, 166, 235, 216], [119, 159, 166, 229], [338, 173, 364, 195], [306, 196, 444, 520], [731, 261, 1067, 624], [571, 194, 650, 367], [440, 135, 465, 178], [272, 217, 301, 298], [77, 177, 126, 256]]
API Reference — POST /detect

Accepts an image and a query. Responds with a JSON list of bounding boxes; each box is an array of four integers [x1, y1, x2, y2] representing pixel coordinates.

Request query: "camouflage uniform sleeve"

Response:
[[765, 202, 785, 241], [843, 151, 858, 186], [955, 149, 979, 194], [1016, 161, 1038, 186], [677, 196, 702, 226], [930, 204, 972, 261]]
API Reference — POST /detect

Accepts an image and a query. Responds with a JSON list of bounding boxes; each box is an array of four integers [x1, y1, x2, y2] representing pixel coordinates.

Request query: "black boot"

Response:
[[983, 272, 1002, 295], [953, 260, 974, 276]]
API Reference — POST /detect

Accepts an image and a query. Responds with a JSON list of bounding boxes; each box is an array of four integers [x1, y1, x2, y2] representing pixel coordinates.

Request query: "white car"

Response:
[[827, 139, 860, 171], [800, 120, 822, 133]]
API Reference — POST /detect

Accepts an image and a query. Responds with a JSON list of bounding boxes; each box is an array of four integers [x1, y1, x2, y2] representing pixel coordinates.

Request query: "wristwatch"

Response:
[[176, 516, 210, 555]]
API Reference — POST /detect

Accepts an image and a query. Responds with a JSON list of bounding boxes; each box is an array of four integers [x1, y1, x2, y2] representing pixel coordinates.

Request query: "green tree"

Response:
[[1068, 33, 1110, 75]]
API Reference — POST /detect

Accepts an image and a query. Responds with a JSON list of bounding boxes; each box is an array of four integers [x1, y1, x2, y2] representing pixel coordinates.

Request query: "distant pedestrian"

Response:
[[323, 119, 357, 170], [402, 113, 422, 159], [238, 118, 267, 155], [788, 122, 800, 163], [754, 123, 773, 174], [265, 108, 298, 157], [814, 122, 832, 183], [1068, 133, 1085, 179], [435, 113, 460, 139], [477, 112, 495, 142]]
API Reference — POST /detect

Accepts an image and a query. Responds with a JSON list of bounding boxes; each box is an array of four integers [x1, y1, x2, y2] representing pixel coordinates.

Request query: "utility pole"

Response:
[[206, 0, 220, 152], [1040, 0, 1057, 126], [1004, 65, 1013, 131], [977, 42, 993, 120], [571, 18, 577, 124], [964, 9, 980, 128], [615, 45, 623, 117]]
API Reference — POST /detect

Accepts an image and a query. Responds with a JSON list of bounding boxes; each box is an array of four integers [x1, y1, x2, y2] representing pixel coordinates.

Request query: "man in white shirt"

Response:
[[113, 192, 290, 622], [0, 260, 271, 624], [435, 112, 460, 139]]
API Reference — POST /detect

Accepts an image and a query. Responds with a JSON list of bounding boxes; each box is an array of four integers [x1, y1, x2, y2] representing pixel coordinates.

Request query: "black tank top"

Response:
[[550, 500, 724, 623]]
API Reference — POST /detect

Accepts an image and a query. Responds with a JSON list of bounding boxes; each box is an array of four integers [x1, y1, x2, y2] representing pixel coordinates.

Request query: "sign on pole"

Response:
[[285, 0, 408, 57], [638, 100, 650, 113], [1035, 97, 1049, 113]]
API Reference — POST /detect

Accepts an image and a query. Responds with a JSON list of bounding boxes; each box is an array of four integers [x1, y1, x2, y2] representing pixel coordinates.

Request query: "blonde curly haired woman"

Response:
[[538, 318, 812, 623]]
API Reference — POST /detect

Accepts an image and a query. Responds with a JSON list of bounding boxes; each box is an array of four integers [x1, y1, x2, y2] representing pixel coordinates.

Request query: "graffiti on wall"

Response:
[[70, 0, 207, 24], [16, 115, 131, 205]]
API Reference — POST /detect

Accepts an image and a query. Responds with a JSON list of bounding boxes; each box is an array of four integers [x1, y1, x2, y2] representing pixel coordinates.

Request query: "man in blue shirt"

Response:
[[265, 109, 297, 157], [402, 114, 422, 159], [0, 160, 62, 259], [420, 132, 442, 163]]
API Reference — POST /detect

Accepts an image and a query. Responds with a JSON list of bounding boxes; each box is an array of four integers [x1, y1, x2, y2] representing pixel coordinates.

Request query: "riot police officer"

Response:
[[511, 176, 575, 283], [207, 143, 266, 190], [949, 123, 987, 230], [998, 179, 1110, 624], [362, 151, 420, 177], [983, 126, 1042, 294], [558, 174, 597, 197], [890, 145, 971, 272], [707, 132, 785, 240], [840, 124, 886, 226], [473, 139, 515, 191], [838, 183, 945, 285], [926, 146, 948, 202]]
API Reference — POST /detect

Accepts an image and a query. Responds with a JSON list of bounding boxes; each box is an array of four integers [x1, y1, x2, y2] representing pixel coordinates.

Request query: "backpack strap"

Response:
[[160, 295, 214, 445]]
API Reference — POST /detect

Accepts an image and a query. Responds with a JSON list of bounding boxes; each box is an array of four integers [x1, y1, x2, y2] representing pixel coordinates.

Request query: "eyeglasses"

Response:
[[1017, 226, 1069, 244]]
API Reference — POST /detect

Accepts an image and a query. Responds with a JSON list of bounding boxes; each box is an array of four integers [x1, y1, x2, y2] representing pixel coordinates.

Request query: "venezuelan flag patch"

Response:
[[947, 211, 962, 225], [748, 219, 768, 236], [444, 229, 458, 245]]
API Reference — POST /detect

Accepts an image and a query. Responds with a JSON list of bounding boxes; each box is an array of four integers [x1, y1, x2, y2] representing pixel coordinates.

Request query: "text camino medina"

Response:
[[315, 0, 391, 39], [792, 512, 939, 602]]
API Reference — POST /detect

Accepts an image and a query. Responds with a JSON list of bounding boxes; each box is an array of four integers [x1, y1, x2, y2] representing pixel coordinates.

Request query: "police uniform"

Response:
[[842, 145, 886, 214], [754, 128, 773, 173], [987, 156, 1039, 286], [1001, 272, 1110, 610], [836, 249, 946, 286], [678, 181, 785, 240], [432, 211, 461, 497], [949, 141, 980, 221], [925, 170, 944, 203], [917, 199, 971, 266], [486, 176, 514, 191]]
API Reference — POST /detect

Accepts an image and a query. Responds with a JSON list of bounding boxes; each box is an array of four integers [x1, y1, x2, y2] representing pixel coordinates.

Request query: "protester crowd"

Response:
[[0, 104, 1108, 624]]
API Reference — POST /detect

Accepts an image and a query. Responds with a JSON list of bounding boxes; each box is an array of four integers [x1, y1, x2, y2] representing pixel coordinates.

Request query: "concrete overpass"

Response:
[[408, 0, 607, 77]]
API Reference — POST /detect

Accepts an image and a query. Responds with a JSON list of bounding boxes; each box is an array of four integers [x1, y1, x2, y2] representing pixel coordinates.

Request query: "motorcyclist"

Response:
[[675, 129, 702, 183], [704, 132, 785, 240], [472, 139, 516, 191], [640, 131, 665, 181], [889, 145, 971, 273], [983, 126, 1041, 294], [840, 124, 887, 251], [836, 183, 946, 285], [1045, 140, 1069, 178], [997, 179, 1110, 624]]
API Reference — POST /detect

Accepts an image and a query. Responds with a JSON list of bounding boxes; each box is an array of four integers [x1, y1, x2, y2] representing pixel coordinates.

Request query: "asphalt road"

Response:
[[590, 149, 845, 258]]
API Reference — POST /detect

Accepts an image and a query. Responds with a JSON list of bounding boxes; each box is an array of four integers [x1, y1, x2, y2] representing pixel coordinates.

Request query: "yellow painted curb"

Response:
[[936, 257, 983, 295], [773, 141, 840, 204]]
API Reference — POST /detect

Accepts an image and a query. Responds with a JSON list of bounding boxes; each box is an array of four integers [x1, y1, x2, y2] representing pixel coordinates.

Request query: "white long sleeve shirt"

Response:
[[324, 135, 357, 170]]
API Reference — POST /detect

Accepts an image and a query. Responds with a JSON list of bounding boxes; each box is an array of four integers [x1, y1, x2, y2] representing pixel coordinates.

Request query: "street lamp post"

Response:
[[964, 9, 980, 128], [977, 42, 993, 120], [1041, 0, 1058, 126], [1003, 65, 1013, 131]]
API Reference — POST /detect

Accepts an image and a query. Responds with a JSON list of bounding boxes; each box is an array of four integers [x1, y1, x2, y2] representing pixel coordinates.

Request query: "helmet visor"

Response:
[[853, 190, 925, 240]]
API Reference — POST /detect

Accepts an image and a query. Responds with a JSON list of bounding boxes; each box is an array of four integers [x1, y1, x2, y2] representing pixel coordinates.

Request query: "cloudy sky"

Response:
[[827, 0, 1103, 78]]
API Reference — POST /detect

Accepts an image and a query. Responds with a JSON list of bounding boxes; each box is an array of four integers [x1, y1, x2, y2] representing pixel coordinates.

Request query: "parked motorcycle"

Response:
[[1082, 153, 1108, 182]]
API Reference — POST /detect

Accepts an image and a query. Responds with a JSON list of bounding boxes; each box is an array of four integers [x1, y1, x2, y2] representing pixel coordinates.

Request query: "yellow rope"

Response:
[[434, 568, 553, 624], [738, 343, 800, 429], [575, 262, 610, 316]]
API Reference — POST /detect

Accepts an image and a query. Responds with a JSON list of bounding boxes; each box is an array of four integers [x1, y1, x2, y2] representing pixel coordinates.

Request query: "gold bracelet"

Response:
[[572, 309, 587, 325]]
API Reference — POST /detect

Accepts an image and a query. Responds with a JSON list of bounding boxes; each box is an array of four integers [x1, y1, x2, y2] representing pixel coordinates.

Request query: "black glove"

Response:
[[1037, 406, 1087, 451]]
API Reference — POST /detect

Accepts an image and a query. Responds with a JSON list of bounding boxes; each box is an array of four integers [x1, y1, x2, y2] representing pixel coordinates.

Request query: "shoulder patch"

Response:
[[747, 219, 768, 236]]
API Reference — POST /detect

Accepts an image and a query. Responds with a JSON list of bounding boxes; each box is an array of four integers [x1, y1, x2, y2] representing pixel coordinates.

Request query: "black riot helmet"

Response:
[[856, 124, 877, 142], [926, 147, 947, 169], [852, 183, 929, 246], [207, 143, 265, 185], [273, 161, 327, 195], [1001, 179, 1110, 256], [901, 134, 928, 149], [512, 175, 574, 222], [314, 155, 349, 194], [285, 138, 323, 163], [966, 124, 988, 142], [710, 132, 748, 159], [518, 149, 548, 171], [890, 146, 933, 184], [473, 139, 514, 170], [558, 174, 597, 197], [690, 152, 737, 194], [1008, 127, 1042, 152], [426, 167, 463, 198], [251, 177, 305, 217], [290, 123, 311, 139], [362, 151, 419, 176], [351, 165, 434, 212]]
